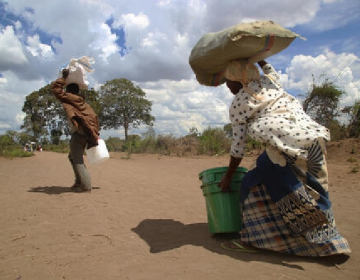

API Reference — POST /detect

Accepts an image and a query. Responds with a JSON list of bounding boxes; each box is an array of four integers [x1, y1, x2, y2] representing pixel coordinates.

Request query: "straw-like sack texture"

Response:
[[189, 20, 302, 86]]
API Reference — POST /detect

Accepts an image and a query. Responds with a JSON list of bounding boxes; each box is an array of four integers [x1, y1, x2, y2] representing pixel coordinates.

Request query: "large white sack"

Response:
[[59, 56, 95, 90], [189, 20, 303, 87]]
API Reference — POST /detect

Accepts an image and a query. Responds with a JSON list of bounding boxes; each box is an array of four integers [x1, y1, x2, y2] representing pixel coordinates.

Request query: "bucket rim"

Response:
[[199, 166, 247, 179]]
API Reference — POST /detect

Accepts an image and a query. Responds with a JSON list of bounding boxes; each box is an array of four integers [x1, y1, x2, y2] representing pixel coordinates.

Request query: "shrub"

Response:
[[2, 149, 34, 158], [43, 140, 70, 153], [198, 127, 231, 156], [106, 137, 126, 152]]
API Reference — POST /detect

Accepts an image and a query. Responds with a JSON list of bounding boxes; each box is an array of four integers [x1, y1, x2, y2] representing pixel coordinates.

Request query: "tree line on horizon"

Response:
[[0, 75, 359, 158]]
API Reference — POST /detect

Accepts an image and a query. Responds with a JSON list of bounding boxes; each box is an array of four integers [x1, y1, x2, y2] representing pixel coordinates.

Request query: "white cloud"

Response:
[[115, 12, 150, 30], [110, 12, 151, 55], [0, 71, 46, 134], [283, 50, 360, 108], [0, 122, 11, 130], [0, 26, 28, 69], [138, 78, 232, 136], [26, 34, 54, 59], [1, 0, 360, 138], [89, 22, 119, 61]]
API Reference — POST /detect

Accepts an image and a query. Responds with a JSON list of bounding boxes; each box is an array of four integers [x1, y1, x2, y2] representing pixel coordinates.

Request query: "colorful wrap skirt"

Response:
[[239, 141, 351, 256]]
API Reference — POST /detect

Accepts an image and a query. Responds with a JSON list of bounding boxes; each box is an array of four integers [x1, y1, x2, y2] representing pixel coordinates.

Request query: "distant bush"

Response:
[[1, 149, 34, 158], [106, 136, 126, 152], [0, 134, 33, 158], [0, 126, 265, 158], [155, 134, 178, 155], [100, 127, 267, 157], [198, 127, 230, 156], [43, 140, 70, 153]]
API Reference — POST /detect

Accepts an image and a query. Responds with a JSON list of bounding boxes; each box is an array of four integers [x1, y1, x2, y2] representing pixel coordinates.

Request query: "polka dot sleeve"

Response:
[[230, 122, 247, 158]]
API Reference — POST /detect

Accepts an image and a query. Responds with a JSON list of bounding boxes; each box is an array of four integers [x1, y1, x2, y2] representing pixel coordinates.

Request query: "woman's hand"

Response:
[[218, 156, 242, 192], [258, 60, 268, 68], [62, 69, 69, 79], [218, 172, 233, 192]]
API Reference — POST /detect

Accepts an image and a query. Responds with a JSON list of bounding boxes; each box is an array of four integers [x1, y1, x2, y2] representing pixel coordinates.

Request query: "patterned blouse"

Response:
[[229, 64, 330, 159]]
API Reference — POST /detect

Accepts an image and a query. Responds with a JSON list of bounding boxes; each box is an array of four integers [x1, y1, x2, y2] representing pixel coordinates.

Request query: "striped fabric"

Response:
[[240, 184, 352, 256]]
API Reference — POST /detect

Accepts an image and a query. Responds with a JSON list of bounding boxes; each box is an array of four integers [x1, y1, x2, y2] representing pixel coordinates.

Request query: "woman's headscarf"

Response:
[[225, 59, 260, 84], [225, 59, 263, 100]]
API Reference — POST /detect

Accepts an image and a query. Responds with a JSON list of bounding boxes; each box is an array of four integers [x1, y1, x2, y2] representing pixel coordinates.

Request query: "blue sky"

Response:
[[0, 0, 359, 139]]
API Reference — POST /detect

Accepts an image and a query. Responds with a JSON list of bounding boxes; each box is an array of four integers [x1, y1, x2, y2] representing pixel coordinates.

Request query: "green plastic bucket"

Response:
[[199, 166, 247, 233]]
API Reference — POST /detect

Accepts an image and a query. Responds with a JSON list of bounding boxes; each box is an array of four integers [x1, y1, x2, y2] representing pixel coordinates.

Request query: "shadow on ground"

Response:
[[28, 186, 100, 194], [132, 218, 350, 270]]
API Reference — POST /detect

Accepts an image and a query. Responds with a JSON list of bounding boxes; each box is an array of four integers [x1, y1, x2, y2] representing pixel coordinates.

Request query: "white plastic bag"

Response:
[[59, 56, 95, 90], [86, 138, 110, 164]]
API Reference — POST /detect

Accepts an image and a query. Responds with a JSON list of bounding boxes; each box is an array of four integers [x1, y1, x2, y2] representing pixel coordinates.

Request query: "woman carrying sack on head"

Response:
[[219, 59, 351, 256]]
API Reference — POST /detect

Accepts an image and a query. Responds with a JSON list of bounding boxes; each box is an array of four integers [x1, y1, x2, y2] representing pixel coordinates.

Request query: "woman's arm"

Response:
[[218, 155, 242, 192], [258, 60, 281, 85]]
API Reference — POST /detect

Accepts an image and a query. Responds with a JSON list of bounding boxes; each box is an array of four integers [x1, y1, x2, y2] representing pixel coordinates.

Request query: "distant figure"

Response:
[[51, 69, 100, 193], [218, 59, 351, 256]]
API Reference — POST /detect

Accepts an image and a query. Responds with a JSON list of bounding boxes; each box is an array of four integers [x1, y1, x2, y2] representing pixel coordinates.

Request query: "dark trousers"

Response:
[[68, 132, 91, 190]]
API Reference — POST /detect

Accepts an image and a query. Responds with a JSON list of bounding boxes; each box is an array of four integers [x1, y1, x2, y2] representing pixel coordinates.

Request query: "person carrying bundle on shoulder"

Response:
[[51, 69, 100, 193]]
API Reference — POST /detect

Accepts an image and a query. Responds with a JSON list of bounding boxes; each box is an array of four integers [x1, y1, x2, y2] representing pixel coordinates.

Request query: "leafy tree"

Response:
[[187, 127, 200, 138], [4, 130, 34, 146], [18, 131, 36, 145], [5, 130, 21, 144], [343, 100, 360, 138], [83, 88, 102, 119], [99, 78, 155, 140], [21, 84, 101, 144], [21, 84, 66, 141], [303, 76, 345, 129], [0, 134, 15, 153], [50, 129, 63, 145]]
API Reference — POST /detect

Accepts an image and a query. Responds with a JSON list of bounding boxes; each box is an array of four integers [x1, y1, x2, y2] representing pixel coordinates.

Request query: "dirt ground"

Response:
[[0, 138, 359, 280]]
